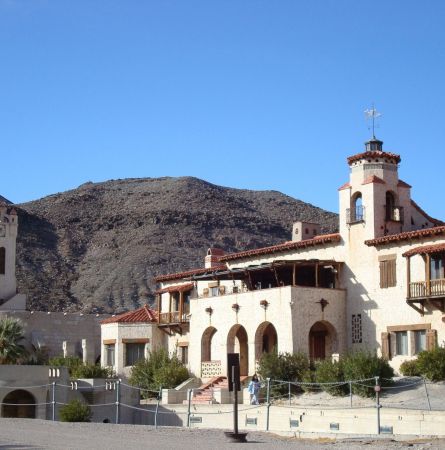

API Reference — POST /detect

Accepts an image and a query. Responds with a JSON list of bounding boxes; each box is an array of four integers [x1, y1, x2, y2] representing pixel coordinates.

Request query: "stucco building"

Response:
[[101, 136, 444, 382]]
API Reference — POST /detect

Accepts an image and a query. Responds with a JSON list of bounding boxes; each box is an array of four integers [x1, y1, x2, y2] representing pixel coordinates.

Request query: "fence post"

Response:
[[265, 378, 271, 432], [51, 381, 56, 421], [374, 376, 381, 435], [187, 389, 192, 428], [115, 379, 121, 424], [423, 378, 432, 411], [349, 381, 352, 408], [155, 386, 162, 429], [288, 381, 291, 406]]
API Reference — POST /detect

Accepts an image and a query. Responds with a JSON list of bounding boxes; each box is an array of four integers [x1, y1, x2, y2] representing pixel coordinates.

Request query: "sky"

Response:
[[1, 1, 445, 219]]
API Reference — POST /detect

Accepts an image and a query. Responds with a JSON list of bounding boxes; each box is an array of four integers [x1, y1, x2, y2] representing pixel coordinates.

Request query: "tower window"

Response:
[[347, 193, 365, 224], [0, 247, 5, 275]]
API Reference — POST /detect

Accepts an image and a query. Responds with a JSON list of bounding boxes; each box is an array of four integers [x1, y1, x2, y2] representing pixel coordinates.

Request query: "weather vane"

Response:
[[364, 105, 382, 139]]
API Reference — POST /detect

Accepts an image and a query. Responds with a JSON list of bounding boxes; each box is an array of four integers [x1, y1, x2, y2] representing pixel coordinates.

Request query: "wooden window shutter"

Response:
[[381, 332, 390, 359], [218, 286, 226, 295], [379, 259, 396, 288], [202, 288, 209, 297], [426, 329, 437, 350], [389, 332, 397, 359], [409, 330, 416, 356]]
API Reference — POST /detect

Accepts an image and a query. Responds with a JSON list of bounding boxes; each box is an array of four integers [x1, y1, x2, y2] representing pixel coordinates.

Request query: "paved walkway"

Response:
[[0, 419, 444, 450]]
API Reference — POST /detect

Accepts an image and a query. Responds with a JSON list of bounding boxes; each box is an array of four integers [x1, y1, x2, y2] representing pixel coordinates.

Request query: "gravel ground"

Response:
[[0, 419, 444, 450]]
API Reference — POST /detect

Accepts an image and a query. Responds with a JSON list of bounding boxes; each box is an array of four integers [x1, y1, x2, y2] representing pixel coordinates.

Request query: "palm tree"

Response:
[[0, 317, 26, 364]]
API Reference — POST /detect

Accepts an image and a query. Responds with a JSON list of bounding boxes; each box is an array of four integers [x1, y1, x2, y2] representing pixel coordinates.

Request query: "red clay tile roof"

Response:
[[403, 242, 445, 258], [365, 226, 445, 247], [362, 175, 385, 185], [101, 305, 157, 324], [347, 151, 401, 165], [398, 179, 412, 188], [154, 265, 228, 282], [338, 182, 350, 191], [411, 200, 444, 226], [154, 283, 194, 295], [219, 233, 341, 262]]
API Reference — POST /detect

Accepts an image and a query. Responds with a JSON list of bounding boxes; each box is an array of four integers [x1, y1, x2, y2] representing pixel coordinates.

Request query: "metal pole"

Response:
[[423, 379, 432, 411], [232, 365, 239, 435], [375, 376, 381, 435], [349, 381, 352, 408], [266, 378, 271, 432], [115, 380, 121, 424], [187, 389, 192, 428], [52, 381, 56, 421], [155, 386, 162, 428]]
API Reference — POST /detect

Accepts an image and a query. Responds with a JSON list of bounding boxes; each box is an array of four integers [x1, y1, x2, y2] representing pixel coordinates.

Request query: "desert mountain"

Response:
[[13, 177, 338, 313]]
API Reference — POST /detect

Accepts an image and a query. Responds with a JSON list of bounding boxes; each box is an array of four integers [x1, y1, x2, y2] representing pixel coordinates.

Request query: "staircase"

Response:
[[185, 375, 249, 405]]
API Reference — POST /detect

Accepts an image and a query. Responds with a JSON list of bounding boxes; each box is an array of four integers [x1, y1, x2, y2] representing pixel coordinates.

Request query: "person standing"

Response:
[[248, 374, 261, 405]]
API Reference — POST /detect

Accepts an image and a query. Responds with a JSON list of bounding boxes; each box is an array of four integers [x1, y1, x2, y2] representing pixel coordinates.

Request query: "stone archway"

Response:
[[309, 321, 337, 360], [227, 325, 249, 376], [254, 321, 278, 362], [201, 326, 217, 362], [1, 390, 36, 418]]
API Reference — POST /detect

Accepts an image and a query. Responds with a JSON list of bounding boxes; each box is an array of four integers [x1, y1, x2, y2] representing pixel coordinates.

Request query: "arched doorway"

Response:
[[227, 325, 249, 376], [1, 390, 36, 418], [201, 326, 217, 362], [309, 321, 337, 360], [254, 322, 278, 362]]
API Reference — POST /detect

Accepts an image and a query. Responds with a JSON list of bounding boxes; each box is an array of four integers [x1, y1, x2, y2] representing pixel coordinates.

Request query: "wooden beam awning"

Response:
[[155, 283, 194, 295], [403, 243, 445, 258]]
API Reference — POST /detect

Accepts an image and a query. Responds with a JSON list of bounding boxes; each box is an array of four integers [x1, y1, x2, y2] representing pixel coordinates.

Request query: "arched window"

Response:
[[0, 247, 5, 275], [385, 191, 396, 221], [349, 193, 364, 223]]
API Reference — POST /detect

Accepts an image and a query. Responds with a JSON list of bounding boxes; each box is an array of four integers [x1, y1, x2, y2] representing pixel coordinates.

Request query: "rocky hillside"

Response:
[[14, 177, 338, 313]]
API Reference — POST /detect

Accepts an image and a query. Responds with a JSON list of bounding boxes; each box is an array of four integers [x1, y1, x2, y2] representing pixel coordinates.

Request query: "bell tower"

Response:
[[0, 201, 19, 303]]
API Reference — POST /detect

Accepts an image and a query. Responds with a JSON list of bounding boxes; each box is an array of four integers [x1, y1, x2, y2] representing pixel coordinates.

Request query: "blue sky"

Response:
[[1, 1, 444, 219]]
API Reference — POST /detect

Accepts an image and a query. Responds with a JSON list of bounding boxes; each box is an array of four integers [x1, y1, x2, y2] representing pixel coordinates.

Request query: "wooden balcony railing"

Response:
[[158, 311, 189, 324], [408, 278, 445, 299]]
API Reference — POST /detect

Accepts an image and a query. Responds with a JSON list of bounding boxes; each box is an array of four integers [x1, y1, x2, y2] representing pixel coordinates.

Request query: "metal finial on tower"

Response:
[[364, 105, 382, 139]]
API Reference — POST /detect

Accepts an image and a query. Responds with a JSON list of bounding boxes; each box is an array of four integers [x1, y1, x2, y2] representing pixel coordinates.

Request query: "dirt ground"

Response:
[[0, 419, 444, 450]]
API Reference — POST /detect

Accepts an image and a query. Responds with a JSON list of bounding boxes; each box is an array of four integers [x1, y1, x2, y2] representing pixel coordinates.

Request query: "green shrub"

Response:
[[71, 363, 114, 379], [257, 351, 310, 395], [399, 359, 421, 377], [48, 356, 83, 375], [416, 347, 445, 381], [314, 359, 348, 396], [342, 351, 394, 397], [59, 399, 91, 422], [129, 348, 189, 397]]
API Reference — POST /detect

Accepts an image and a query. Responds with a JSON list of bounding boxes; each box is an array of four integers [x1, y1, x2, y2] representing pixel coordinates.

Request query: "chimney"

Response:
[[292, 222, 321, 242], [205, 247, 225, 268]]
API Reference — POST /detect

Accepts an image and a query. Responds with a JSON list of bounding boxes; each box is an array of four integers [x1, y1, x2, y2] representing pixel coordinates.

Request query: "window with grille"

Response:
[[379, 256, 396, 288], [104, 344, 115, 366], [414, 330, 426, 354], [395, 331, 408, 355], [351, 314, 362, 344], [180, 346, 188, 365], [125, 343, 145, 366]]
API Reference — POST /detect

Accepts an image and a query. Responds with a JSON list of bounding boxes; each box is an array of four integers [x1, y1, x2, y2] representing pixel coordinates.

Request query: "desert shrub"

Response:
[[48, 356, 83, 375], [416, 347, 445, 381], [129, 348, 189, 397], [59, 399, 91, 422], [71, 363, 114, 379], [257, 351, 310, 396], [342, 351, 394, 397], [399, 359, 421, 377], [314, 359, 348, 396]]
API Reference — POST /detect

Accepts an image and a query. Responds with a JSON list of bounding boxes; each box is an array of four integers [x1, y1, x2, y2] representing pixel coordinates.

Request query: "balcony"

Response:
[[158, 311, 189, 336], [407, 279, 445, 314], [408, 279, 445, 299], [346, 205, 365, 225]]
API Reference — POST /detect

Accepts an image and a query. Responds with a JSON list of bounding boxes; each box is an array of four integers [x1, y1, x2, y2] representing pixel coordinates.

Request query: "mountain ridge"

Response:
[[12, 176, 338, 313]]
